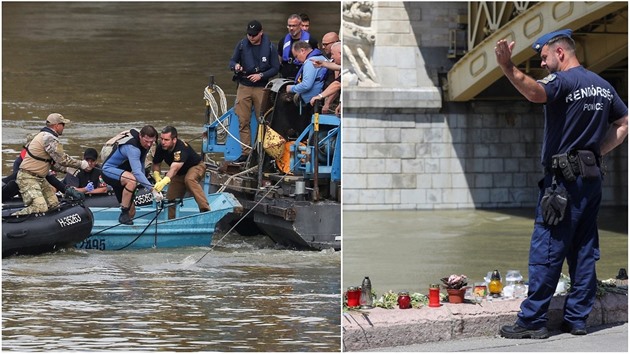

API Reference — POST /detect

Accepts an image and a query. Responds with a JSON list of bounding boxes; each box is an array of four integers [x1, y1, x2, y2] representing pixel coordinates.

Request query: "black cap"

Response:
[[84, 148, 98, 161], [247, 20, 262, 36]]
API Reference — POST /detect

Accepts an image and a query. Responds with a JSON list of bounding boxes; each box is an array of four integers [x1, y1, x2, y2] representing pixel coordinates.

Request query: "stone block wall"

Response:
[[342, 1, 628, 211], [343, 101, 628, 211]]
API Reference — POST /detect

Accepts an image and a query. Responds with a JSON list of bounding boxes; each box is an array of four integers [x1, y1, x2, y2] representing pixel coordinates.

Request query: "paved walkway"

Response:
[[364, 322, 628, 352], [342, 293, 627, 351]]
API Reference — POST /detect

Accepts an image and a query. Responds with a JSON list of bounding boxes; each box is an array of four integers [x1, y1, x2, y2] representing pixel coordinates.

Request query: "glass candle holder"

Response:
[[397, 291, 411, 309], [429, 284, 441, 307]]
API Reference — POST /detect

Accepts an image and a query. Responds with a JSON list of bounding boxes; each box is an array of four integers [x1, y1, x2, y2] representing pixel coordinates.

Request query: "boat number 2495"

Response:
[[76, 238, 107, 250]]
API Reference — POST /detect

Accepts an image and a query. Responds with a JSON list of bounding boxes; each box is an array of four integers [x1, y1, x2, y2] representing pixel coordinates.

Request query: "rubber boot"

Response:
[[119, 206, 133, 225]]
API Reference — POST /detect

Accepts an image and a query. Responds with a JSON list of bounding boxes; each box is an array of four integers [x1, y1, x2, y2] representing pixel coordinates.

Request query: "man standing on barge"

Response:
[[229, 19, 280, 163]]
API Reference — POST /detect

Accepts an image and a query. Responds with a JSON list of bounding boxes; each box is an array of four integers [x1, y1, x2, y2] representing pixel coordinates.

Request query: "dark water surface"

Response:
[[343, 207, 628, 295], [2, 2, 342, 351]]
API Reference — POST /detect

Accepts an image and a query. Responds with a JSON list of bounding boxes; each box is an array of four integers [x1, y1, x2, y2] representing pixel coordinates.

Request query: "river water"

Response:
[[1, 1, 341, 174], [3, 234, 341, 351], [343, 207, 628, 295], [2, 2, 342, 351]]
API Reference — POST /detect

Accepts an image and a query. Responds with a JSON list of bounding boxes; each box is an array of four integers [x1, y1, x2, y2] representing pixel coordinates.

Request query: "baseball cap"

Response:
[[46, 113, 70, 125], [83, 148, 98, 161], [532, 29, 573, 53], [247, 20, 262, 36]]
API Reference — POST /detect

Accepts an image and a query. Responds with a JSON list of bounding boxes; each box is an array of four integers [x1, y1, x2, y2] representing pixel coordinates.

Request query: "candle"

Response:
[[429, 284, 440, 307]]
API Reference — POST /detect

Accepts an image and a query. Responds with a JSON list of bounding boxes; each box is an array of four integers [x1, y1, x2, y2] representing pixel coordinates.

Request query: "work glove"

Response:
[[151, 189, 164, 202], [153, 176, 170, 192], [541, 184, 568, 226], [80, 160, 90, 170], [153, 171, 163, 183], [85, 181, 94, 192]]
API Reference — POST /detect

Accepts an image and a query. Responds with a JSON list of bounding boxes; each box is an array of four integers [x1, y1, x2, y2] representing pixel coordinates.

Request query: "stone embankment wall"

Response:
[[343, 102, 628, 210], [342, 293, 628, 351], [342, 1, 628, 211]]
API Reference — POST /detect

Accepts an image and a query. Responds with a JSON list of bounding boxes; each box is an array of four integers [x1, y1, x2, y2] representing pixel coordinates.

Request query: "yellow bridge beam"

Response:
[[447, 2, 627, 102]]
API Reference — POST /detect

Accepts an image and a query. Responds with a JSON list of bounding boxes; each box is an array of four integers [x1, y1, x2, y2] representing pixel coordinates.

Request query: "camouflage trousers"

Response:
[[11, 170, 59, 215]]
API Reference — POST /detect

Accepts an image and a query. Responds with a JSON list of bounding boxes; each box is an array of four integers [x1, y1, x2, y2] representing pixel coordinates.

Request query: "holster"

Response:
[[551, 153, 576, 182]]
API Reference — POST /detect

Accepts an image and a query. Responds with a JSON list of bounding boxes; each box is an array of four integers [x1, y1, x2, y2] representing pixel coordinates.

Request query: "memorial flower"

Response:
[[441, 274, 468, 290]]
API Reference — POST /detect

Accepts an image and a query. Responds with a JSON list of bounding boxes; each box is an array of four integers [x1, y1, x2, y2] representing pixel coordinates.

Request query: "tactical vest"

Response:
[[101, 129, 149, 171], [19, 131, 55, 177]]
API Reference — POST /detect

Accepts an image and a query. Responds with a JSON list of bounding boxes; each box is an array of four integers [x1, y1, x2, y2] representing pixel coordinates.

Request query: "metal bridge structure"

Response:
[[446, 1, 628, 102]]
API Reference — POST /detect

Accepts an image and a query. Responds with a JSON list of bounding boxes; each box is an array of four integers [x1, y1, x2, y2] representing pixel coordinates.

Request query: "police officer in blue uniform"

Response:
[[495, 29, 628, 339]]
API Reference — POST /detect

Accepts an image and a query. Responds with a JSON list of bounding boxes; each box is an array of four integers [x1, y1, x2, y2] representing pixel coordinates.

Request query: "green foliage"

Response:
[[373, 291, 430, 309]]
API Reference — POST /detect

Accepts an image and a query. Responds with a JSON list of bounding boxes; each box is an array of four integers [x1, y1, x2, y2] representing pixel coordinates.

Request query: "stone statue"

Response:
[[342, 1, 378, 87]]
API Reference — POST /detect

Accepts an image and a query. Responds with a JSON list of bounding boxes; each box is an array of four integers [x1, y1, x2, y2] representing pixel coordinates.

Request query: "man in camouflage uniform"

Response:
[[12, 113, 90, 215]]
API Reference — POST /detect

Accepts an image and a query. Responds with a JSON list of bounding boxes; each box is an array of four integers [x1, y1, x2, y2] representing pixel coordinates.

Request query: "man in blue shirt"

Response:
[[495, 29, 628, 339], [101, 125, 161, 225], [285, 40, 327, 128]]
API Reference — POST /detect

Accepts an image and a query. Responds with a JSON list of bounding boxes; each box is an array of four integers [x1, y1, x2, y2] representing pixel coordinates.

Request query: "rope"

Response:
[[204, 84, 252, 151], [113, 203, 165, 251], [194, 157, 302, 264], [204, 85, 228, 122], [217, 165, 259, 193]]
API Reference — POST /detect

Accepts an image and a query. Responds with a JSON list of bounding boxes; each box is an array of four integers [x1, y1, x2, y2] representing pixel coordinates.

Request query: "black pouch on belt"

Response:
[[576, 150, 599, 179], [551, 153, 576, 182]]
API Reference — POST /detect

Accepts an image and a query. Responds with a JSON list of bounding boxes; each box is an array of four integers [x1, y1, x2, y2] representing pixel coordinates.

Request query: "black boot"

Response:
[[500, 324, 549, 339], [119, 206, 133, 225]]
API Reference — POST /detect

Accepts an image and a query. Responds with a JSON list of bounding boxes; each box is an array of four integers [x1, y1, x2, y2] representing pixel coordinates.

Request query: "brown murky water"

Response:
[[2, 2, 342, 351], [2, 1, 341, 174]]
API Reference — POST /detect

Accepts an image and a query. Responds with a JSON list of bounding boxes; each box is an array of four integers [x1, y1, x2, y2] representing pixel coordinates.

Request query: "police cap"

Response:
[[532, 29, 573, 53]]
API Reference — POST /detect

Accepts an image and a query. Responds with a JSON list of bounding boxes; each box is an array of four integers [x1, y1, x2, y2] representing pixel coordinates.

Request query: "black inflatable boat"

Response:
[[2, 201, 94, 258]]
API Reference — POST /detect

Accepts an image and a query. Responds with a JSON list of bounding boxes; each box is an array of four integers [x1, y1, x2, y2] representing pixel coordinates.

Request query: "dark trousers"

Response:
[[517, 172, 602, 330]]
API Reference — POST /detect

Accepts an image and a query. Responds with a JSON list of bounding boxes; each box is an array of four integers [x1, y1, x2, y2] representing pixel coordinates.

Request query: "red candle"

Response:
[[429, 284, 440, 307], [398, 292, 411, 309], [347, 287, 361, 307]]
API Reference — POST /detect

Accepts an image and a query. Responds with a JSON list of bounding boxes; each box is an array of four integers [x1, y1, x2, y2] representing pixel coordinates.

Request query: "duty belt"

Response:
[[544, 150, 600, 180]]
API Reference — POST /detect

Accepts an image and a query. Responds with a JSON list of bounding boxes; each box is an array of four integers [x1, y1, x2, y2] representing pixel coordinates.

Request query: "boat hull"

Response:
[[202, 77, 342, 251], [252, 199, 341, 250], [77, 192, 242, 251], [2, 202, 94, 258], [3, 188, 153, 209]]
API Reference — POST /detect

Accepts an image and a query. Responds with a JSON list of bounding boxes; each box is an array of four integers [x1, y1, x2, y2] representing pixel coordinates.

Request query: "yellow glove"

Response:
[[153, 176, 170, 192], [152, 171, 162, 183]]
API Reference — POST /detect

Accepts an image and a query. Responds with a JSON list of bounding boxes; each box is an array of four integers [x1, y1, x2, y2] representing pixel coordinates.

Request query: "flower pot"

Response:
[[447, 288, 465, 303]]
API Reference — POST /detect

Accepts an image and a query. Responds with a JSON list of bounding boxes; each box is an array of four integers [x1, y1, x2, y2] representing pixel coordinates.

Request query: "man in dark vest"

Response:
[[101, 125, 160, 225], [229, 20, 280, 163], [277, 13, 318, 80]]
